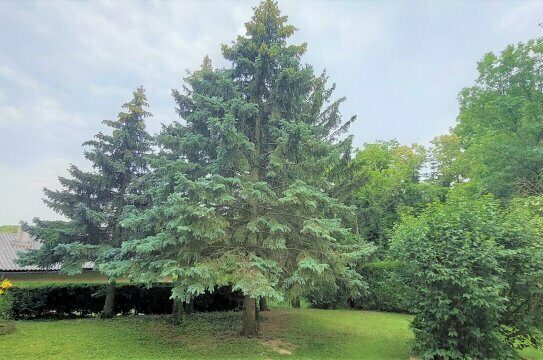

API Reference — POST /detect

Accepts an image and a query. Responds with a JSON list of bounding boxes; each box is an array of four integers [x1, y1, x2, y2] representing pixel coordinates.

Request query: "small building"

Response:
[[0, 228, 96, 282]]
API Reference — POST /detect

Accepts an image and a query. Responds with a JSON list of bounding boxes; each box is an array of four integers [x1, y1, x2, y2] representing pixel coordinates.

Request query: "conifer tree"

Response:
[[18, 87, 153, 318], [108, 1, 374, 336]]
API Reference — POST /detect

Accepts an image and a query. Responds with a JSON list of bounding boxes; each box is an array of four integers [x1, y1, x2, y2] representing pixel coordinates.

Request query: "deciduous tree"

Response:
[[453, 38, 543, 198]]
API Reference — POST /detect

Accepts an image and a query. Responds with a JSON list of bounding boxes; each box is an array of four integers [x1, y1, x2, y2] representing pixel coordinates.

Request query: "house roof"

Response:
[[0, 230, 93, 272], [0, 231, 56, 271]]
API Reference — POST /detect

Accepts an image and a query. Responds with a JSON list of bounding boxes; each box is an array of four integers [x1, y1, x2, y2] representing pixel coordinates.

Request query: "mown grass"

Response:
[[8, 272, 129, 288], [0, 309, 542, 359], [524, 347, 543, 360], [0, 225, 18, 233]]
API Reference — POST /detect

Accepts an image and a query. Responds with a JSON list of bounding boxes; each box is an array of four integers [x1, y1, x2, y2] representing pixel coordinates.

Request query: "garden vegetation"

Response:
[[7, 1, 543, 358]]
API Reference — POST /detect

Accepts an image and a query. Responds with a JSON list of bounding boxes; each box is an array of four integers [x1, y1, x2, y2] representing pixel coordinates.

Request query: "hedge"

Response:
[[1, 284, 243, 320], [352, 261, 415, 313], [305, 261, 415, 313]]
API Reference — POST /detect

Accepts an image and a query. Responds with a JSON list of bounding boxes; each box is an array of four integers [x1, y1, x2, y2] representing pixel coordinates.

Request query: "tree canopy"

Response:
[[348, 140, 426, 246], [453, 38, 543, 198]]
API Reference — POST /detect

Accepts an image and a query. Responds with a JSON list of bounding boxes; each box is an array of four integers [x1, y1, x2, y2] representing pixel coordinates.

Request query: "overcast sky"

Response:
[[0, 0, 542, 224]]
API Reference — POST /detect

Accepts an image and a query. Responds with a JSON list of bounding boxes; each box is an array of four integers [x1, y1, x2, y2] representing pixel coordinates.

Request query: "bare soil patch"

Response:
[[259, 310, 297, 355]]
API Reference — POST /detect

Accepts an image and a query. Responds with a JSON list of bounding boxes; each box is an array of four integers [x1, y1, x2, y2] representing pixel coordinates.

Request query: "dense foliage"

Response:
[[0, 280, 13, 321], [498, 197, 543, 350], [392, 191, 543, 359], [452, 38, 543, 198], [352, 261, 414, 313], [348, 141, 427, 246], [392, 194, 511, 359], [305, 261, 414, 313]]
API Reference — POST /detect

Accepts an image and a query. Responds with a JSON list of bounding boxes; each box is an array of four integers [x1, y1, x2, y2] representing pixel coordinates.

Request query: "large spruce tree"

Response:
[[107, 0, 374, 336], [19, 87, 153, 318]]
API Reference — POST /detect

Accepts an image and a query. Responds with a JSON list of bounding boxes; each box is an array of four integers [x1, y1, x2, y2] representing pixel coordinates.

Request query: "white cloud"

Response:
[[499, 1, 543, 32], [0, 94, 85, 129], [0, 157, 71, 224], [89, 84, 130, 98], [40, 0, 248, 79], [0, 64, 40, 91]]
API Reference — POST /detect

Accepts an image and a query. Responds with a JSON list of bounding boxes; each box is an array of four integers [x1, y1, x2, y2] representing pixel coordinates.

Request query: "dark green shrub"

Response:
[[305, 261, 415, 313], [304, 279, 350, 309], [353, 261, 415, 313], [7, 284, 243, 320], [0, 292, 14, 320], [392, 194, 515, 359]]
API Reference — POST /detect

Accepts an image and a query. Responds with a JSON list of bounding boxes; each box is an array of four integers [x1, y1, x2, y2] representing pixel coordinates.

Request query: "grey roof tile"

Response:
[[0, 232, 54, 271], [0, 231, 93, 272]]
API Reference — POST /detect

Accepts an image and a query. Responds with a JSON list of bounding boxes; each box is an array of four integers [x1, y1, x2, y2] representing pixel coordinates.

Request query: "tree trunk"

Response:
[[259, 297, 270, 311], [184, 298, 195, 314], [241, 295, 257, 337], [101, 282, 116, 318], [241, 86, 261, 337], [172, 299, 184, 323], [292, 296, 301, 308]]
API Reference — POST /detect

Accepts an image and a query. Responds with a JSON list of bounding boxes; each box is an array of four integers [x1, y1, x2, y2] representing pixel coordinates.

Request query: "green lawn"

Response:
[[8, 272, 129, 288], [1, 309, 542, 359]]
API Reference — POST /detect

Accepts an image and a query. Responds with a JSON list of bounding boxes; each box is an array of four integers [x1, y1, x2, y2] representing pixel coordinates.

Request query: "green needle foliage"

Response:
[[105, 0, 374, 336], [18, 87, 153, 318]]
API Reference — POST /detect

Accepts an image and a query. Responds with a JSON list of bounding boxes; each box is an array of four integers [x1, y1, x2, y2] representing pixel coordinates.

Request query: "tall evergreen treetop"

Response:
[[19, 87, 153, 317], [108, 0, 374, 336]]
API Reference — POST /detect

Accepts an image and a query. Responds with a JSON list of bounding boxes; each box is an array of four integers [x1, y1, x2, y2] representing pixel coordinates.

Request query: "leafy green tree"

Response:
[[428, 134, 464, 189], [18, 87, 153, 318], [392, 189, 543, 358], [107, 0, 374, 336], [339, 140, 427, 246], [453, 38, 543, 198]]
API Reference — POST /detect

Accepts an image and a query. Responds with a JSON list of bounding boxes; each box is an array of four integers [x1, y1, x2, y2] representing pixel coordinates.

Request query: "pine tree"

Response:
[[18, 87, 153, 318], [108, 0, 374, 336]]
